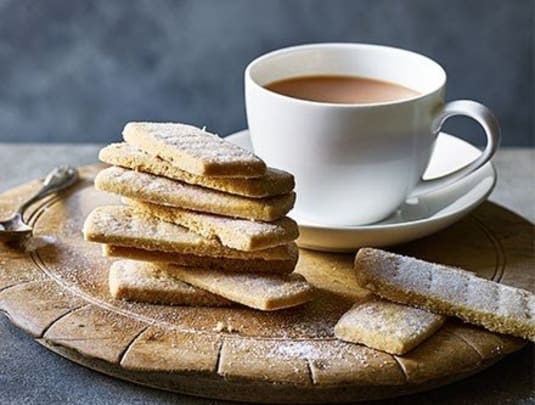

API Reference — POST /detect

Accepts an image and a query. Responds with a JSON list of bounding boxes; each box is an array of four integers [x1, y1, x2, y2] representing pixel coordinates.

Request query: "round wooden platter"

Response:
[[0, 164, 532, 403]]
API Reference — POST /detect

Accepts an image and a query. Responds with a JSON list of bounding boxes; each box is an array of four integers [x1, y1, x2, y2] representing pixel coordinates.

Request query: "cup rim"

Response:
[[245, 42, 447, 108]]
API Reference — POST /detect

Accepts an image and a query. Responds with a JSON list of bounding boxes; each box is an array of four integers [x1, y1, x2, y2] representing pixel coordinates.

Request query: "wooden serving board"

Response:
[[0, 164, 532, 403]]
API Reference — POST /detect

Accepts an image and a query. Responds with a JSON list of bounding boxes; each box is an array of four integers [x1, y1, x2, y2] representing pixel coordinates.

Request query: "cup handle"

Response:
[[409, 99, 500, 198]]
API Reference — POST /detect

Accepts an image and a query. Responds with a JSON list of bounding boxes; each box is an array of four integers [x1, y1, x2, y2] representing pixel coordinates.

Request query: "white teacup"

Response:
[[245, 43, 500, 225]]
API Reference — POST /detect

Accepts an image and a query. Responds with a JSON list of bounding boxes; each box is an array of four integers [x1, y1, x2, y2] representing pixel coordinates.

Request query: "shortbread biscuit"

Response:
[[166, 266, 315, 311], [123, 122, 266, 177], [125, 198, 299, 251], [83, 206, 297, 262], [103, 245, 297, 274], [354, 248, 535, 342], [109, 260, 231, 306], [99, 143, 294, 198], [334, 297, 445, 355], [95, 167, 295, 221]]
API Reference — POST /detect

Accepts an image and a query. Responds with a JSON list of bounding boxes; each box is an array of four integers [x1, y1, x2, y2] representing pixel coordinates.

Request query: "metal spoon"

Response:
[[0, 165, 79, 242]]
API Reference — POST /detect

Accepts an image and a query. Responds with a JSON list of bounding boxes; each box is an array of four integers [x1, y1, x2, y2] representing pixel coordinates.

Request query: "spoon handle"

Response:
[[17, 166, 79, 215]]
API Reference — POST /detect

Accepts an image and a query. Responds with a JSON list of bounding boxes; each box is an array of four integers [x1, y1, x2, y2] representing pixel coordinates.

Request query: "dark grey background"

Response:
[[0, 0, 533, 145]]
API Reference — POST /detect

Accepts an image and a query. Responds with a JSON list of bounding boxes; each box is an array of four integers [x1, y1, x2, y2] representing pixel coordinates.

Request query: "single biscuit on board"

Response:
[[103, 245, 297, 274], [334, 297, 446, 355], [109, 260, 231, 306], [99, 143, 294, 198], [165, 265, 315, 311], [83, 206, 297, 262], [125, 198, 299, 252], [354, 248, 535, 342], [95, 166, 295, 221], [123, 122, 266, 177]]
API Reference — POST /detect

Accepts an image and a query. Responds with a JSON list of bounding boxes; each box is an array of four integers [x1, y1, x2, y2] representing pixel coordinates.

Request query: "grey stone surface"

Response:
[[0, 0, 532, 146], [0, 143, 533, 403]]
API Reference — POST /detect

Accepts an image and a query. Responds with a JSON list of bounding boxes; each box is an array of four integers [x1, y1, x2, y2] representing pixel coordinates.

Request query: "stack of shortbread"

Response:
[[83, 122, 314, 311]]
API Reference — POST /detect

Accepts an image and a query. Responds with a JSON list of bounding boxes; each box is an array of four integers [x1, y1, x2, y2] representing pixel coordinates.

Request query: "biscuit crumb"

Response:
[[214, 321, 236, 333], [214, 321, 225, 332], [226, 324, 236, 333]]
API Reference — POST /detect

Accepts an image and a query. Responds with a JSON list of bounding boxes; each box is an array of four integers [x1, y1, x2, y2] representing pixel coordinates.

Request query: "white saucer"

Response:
[[226, 130, 496, 252]]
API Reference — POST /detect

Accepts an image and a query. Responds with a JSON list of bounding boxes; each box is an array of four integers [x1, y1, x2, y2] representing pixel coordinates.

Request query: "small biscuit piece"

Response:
[[103, 245, 297, 274], [166, 266, 315, 311], [125, 198, 299, 251], [334, 298, 446, 355], [83, 206, 297, 262], [123, 122, 266, 177], [99, 143, 294, 198], [95, 167, 295, 221], [354, 248, 535, 342], [109, 260, 231, 306]]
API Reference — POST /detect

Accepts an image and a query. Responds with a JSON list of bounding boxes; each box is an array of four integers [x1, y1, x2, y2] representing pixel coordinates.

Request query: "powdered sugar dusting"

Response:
[[22, 235, 57, 252], [270, 340, 323, 360]]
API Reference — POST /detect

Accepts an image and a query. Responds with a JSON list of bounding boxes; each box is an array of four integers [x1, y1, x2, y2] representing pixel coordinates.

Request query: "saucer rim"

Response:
[[225, 129, 496, 231]]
